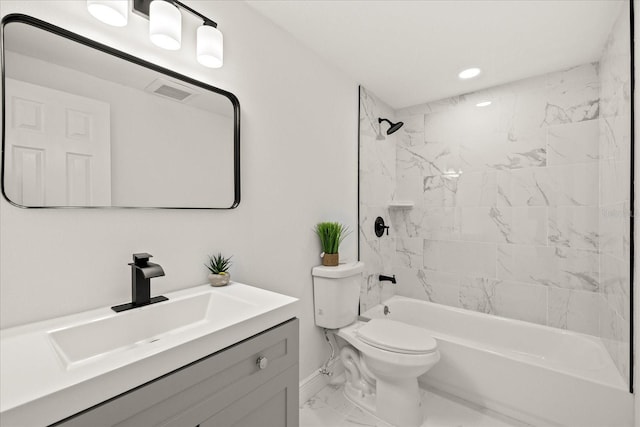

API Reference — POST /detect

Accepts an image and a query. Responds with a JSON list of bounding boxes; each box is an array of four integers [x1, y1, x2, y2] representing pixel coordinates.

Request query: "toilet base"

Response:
[[333, 324, 437, 427], [343, 382, 377, 417], [340, 343, 425, 426], [377, 377, 423, 426], [341, 344, 377, 414], [343, 375, 424, 427]]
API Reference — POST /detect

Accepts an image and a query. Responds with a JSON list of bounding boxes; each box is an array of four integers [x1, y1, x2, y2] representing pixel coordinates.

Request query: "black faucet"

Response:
[[379, 274, 396, 284], [111, 253, 168, 312]]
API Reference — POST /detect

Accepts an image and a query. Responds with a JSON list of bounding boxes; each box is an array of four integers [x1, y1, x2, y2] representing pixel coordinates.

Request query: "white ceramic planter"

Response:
[[208, 273, 230, 287]]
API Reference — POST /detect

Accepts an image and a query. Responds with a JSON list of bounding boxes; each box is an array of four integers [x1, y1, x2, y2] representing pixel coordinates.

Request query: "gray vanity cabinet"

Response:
[[53, 319, 299, 427]]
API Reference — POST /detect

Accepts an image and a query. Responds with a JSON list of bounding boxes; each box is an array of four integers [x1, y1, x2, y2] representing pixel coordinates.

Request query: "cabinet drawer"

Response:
[[181, 365, 298, 427], [53, 319, 299, 427]]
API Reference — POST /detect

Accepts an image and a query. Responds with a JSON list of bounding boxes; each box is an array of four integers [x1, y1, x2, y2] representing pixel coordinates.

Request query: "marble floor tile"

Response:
[[340, 406, 393, 427], [300, 376, 524, 427], [300, 404, 347, 427]]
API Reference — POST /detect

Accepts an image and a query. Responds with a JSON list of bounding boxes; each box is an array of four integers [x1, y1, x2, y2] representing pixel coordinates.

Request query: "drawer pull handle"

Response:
[[257, 356, 268, 370]]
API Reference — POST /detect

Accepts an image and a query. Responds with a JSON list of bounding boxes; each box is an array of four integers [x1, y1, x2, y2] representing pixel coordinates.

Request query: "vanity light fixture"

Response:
[[458, 67, 481, 79], [87, 0, 129, 27], [149, 0, 181, 50], [87, 0, 224, 68], [476, 101, 492, 107], [197, 24, 224, 68]]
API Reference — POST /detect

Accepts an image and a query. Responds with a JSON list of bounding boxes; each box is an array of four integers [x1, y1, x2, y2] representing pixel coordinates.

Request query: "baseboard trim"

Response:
[[299, 359, 344, 404]]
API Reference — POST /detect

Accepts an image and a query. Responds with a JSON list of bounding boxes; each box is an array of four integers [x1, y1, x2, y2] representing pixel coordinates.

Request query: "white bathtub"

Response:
[[362, 296, 633, 427]]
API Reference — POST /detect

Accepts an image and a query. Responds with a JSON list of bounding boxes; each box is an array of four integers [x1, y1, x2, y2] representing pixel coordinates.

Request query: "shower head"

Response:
[[378, 118, 404, 135]]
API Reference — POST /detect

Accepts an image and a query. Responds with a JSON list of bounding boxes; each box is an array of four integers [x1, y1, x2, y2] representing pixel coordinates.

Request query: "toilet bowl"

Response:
[[336, 319, 439, 427], [312, 262, 440, 427]]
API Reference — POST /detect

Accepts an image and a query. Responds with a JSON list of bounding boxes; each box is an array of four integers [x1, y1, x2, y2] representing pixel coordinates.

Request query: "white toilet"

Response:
[[312, 262, 439, 427]]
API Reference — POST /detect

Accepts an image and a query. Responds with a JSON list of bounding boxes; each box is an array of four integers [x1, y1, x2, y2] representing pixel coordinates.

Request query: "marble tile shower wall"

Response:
[[598, 3, 631, 386], [388, 63, 603, 334], [358, 3, 630, 387], [359, 87, 397, 312]]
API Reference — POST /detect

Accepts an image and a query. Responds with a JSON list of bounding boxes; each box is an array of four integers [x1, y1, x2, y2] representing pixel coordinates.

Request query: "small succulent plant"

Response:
[[205, 253, 232, 275]]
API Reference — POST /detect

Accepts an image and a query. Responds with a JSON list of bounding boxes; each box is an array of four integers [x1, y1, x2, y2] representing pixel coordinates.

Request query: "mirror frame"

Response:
[[0, 14, 241, 209]]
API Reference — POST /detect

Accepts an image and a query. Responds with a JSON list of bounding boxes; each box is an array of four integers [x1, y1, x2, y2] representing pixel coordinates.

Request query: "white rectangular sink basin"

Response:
[[49, 291, 255, 368]]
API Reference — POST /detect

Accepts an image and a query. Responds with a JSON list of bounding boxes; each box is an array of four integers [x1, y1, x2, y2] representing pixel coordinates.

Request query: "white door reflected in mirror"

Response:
[[5, 79, 112, 207]]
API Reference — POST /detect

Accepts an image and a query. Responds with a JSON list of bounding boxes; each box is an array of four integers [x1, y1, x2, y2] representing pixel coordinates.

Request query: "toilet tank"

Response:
[[312, 261, 364, 329]]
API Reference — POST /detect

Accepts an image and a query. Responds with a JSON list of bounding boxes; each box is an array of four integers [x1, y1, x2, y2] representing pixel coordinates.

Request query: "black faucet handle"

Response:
[[132, 253, 153, 266], [374, 216, 390, 237]]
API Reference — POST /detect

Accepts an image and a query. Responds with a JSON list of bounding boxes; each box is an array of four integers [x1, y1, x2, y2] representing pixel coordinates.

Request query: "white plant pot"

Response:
[[208, 273, 230, 287]]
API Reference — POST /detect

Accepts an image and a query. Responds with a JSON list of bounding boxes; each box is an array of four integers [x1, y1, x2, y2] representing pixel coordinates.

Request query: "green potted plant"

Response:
[[314, 222, 351, 266], [205, 253, 233, 286]]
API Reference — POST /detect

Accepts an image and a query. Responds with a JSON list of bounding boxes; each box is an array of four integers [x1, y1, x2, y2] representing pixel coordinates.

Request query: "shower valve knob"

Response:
[[374, 216, 389, 237]]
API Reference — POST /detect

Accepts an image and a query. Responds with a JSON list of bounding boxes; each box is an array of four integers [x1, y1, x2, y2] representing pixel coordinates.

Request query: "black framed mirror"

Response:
[[1, 14, 240, 209]]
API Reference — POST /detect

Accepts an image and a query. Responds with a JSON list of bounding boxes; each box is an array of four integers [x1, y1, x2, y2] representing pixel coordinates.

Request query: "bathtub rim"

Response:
[[363, 295, 628, 392]]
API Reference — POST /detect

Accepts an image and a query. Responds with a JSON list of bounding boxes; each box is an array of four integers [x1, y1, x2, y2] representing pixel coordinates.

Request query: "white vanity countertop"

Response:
[[0, 282, 299, 427]]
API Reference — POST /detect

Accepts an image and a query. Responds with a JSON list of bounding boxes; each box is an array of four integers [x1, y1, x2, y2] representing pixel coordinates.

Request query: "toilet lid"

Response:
[[356, 319, 437, 354]]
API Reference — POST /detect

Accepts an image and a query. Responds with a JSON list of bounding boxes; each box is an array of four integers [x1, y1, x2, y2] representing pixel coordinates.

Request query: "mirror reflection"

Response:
[[2, 17, 239, 208]]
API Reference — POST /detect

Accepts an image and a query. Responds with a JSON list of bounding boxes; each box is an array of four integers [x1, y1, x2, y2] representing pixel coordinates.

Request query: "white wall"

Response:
[[0, 0, 358, 382]]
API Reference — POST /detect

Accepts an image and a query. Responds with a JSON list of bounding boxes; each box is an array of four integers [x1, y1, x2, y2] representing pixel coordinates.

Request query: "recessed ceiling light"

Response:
[[476, 101, 492, 107], [458, 67, 481, 79]]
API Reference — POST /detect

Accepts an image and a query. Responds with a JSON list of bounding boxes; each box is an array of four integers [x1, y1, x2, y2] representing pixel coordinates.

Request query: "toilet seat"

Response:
[[356, 319, 437, 354]]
